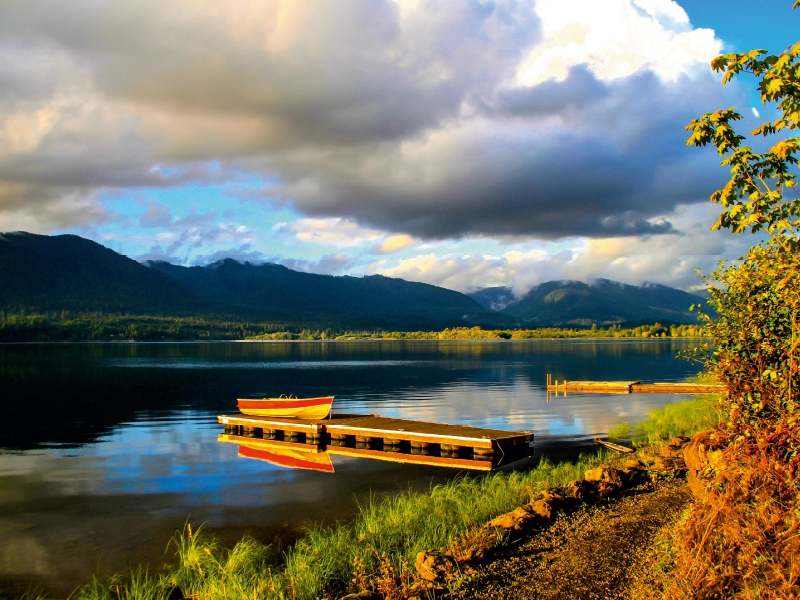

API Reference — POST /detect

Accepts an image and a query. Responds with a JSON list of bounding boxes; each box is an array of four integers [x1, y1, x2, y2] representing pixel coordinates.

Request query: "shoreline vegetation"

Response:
[[17, 395, 719, 600], [0, 312, 705, 342]]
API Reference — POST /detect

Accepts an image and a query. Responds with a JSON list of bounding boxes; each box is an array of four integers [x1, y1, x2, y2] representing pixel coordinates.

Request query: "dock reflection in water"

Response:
[[220, 433, 533, 472], [218, 412, 534, 472]]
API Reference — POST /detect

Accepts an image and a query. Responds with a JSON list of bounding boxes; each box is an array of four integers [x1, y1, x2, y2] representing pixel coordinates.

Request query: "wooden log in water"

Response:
[[594, 437, 635, 454]]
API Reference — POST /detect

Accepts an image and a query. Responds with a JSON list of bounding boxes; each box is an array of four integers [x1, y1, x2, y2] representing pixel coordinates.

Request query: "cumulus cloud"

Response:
[[371, 203, 757, 294], [278, 217, 385, 247], [0, 0, 736, 242]]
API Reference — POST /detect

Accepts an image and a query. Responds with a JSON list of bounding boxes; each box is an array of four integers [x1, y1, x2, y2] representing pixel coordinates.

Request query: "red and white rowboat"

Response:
[[237, 395, 334, 419]]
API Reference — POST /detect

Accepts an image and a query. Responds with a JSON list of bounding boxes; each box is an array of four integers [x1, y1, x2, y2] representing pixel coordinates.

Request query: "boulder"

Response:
[[622, 458, 645, 470], [415, 550, 459, 582], [485, 506, 536, 531], [622, 467, 649, 487], [683, 430, 727, 472], [584, 466, 624, 487], [659, 444, 683, 459], [566, 479, 596, 502], [528, 498, 555, 520]]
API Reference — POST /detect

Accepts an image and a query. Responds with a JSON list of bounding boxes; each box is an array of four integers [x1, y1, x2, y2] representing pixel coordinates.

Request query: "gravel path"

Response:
[[453, 480, 690, 600]]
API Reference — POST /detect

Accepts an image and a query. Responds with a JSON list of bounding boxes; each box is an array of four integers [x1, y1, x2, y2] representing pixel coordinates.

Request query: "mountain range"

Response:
[[0, 231, 707, 329], [0, 232, 497, 329], [469, 280, 707, 326]]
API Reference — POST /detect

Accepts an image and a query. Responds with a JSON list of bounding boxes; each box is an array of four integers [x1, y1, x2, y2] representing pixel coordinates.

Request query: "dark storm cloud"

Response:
[[0, 0, 736, 238], [266, 68, 733, 239]]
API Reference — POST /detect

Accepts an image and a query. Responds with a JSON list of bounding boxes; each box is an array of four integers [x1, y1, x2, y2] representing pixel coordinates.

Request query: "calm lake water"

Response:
[[0, 339, 703, 596]]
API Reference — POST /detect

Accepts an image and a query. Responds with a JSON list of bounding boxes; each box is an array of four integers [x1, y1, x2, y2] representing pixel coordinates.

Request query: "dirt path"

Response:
[[453, 480, 690, 600]]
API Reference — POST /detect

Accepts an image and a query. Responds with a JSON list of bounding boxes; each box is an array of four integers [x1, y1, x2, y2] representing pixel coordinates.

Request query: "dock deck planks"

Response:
[[217, 413, 533, 454]]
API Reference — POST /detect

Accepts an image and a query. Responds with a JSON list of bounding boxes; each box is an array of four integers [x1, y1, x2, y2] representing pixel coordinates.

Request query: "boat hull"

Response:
[[237, 396, 334, 419]]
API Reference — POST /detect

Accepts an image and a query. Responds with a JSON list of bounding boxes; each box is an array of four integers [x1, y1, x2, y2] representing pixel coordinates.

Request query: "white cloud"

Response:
[[280, 217, 385, 246], [516, 0, 719, 85]]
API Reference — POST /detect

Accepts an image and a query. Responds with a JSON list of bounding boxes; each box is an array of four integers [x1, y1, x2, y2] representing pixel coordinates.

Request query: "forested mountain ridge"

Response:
[[147, 259, 497, 329], [500, 279, 706, 325], [0, 231, 212, 314], [0, 232, 498, 329]]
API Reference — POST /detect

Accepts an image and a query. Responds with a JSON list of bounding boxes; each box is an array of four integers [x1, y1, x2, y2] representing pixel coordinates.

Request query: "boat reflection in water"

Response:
[[232, 437, 336, 472], [219, 433, 533, 473]]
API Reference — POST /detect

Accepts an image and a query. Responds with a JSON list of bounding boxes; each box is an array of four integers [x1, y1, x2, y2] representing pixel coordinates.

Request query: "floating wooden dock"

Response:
[[219, 434, 505, 471], [546, 374, 724, 396], [217, 413, 533, 469]]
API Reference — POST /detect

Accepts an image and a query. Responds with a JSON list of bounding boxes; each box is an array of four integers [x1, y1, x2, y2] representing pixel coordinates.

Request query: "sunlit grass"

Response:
[[608, 394, 721, 445]]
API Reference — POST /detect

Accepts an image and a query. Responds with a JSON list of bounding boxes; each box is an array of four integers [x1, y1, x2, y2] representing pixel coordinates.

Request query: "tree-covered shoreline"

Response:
[[0, 312, 706, 342]]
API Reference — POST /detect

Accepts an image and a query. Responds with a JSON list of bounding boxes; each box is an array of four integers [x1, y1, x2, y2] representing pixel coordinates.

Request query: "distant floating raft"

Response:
[[594, 437, 635, 454], [546, 374, 724, 395]]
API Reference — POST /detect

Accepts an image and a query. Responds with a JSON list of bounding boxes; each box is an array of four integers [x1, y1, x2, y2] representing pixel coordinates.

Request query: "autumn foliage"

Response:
[[664, 4, 800, 596]]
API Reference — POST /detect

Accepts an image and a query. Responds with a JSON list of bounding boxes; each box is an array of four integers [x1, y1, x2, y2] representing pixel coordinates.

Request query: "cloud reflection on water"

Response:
[[0, 339, 703, 592]]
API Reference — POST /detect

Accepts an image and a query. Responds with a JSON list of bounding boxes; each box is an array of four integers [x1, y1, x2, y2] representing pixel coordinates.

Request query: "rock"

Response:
[[653, 456, 686, 472], [566, 479, 596, 501], [622, 467, 648, 487], [684, 430, 727, 472], [622, 459, 644, 470], [596, 481, 623, 499], [529, 498, 555, 520], [584, 466, 624, 487], [671, 436, 690, 446], [486, 506, 536, 531], [415, 550, 459, 582]]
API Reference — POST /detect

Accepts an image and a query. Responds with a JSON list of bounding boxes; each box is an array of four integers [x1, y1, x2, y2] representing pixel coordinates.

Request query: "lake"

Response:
[[0, 339, 703, 596]]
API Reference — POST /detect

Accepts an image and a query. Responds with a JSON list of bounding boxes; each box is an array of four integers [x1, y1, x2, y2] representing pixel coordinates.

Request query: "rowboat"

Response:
[[237, 395, 334, 419]]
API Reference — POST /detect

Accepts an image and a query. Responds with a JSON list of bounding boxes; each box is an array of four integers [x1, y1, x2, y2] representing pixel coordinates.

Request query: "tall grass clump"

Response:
[[608, 394, 722, 446]]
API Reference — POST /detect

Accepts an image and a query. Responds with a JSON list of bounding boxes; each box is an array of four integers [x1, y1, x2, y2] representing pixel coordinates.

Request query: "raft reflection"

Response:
[[218, 434, 533, 472]]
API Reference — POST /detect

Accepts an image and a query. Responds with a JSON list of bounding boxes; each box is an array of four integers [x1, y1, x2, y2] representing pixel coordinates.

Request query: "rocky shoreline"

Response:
[[341, 436, 697, 600]]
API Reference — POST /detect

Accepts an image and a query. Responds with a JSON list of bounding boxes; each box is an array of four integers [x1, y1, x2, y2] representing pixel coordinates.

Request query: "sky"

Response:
[[1, 0, 797, 296]]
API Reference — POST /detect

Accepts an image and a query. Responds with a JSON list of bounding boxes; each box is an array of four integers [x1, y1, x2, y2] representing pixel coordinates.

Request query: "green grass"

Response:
[[607, 394, 721, 445], [29, 396, 722, 600]]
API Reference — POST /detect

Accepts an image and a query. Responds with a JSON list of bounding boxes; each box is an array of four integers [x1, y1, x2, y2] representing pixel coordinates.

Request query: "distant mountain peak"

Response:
[[502, 278, 707, 326]]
